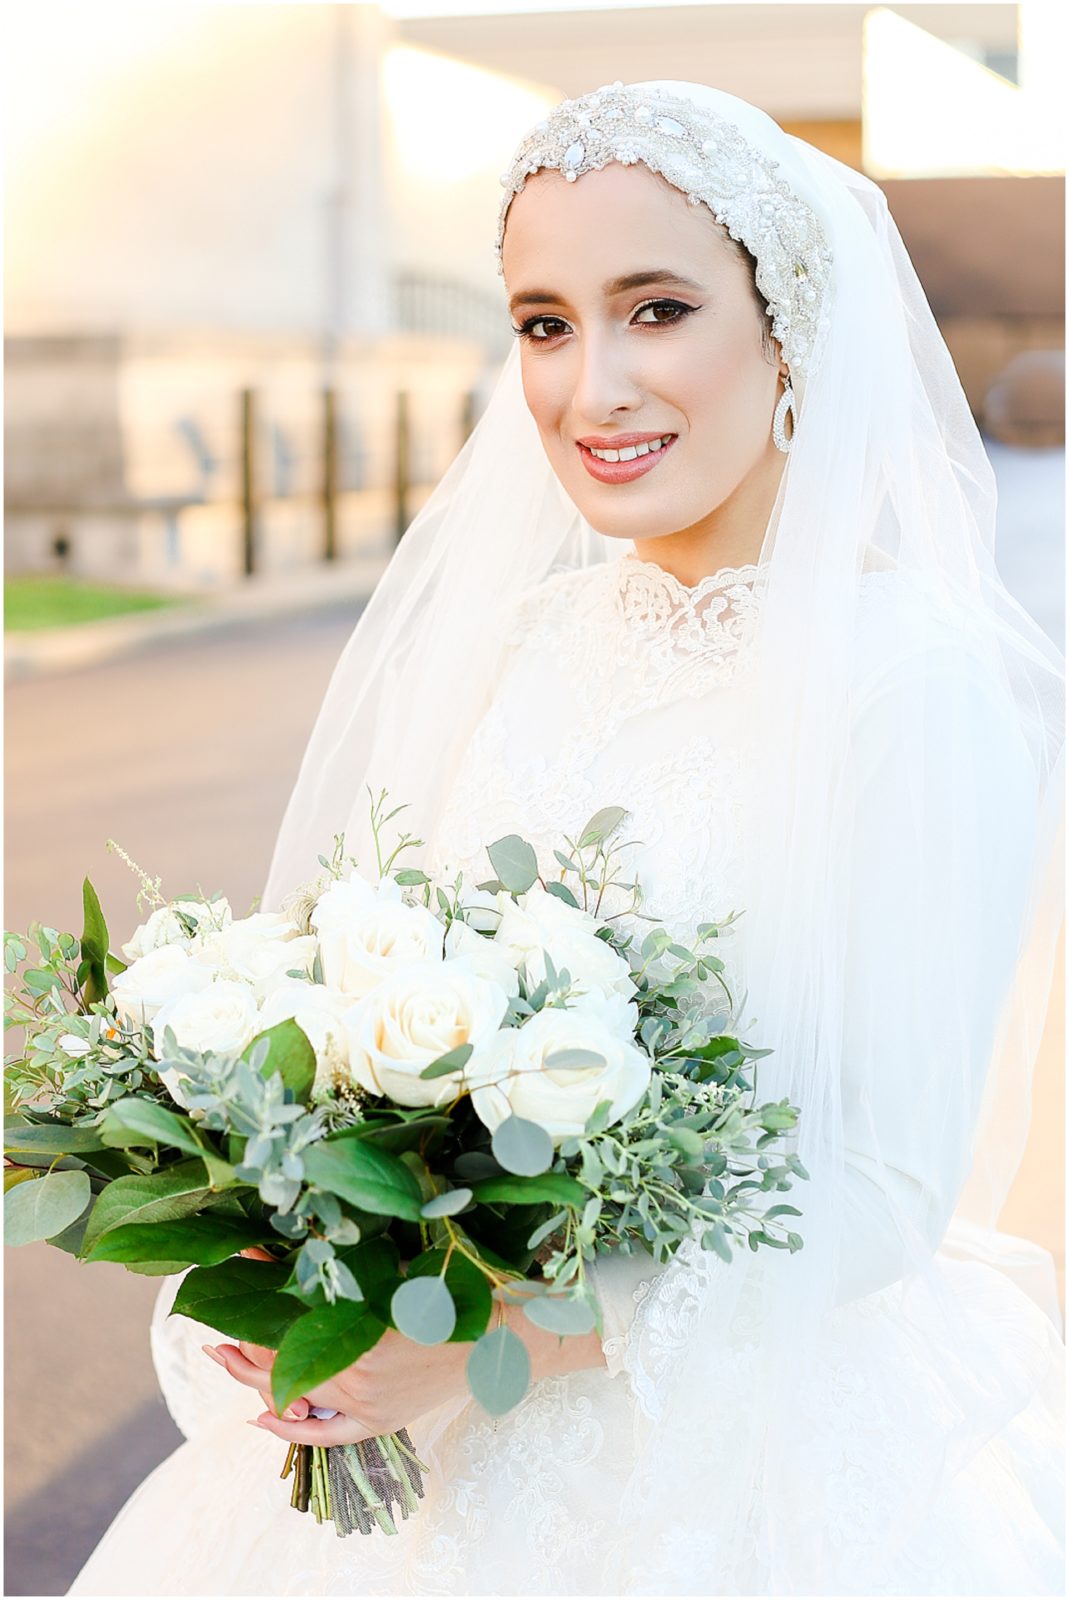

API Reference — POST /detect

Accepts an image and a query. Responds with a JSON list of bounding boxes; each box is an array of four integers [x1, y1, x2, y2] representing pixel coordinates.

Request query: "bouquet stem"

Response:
[[279, 1429, 428, 1539]]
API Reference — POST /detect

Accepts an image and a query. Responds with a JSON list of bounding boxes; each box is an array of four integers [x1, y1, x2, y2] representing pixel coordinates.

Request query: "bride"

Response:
[[69, 79, 1063, 1596]]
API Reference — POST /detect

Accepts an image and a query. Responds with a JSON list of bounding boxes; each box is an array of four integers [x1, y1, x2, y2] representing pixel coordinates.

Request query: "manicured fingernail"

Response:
[[202, 1344, 226, 1365]]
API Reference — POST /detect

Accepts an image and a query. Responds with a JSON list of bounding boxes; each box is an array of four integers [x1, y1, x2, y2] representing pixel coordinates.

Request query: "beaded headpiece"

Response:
[[496, 81, 833, 377]]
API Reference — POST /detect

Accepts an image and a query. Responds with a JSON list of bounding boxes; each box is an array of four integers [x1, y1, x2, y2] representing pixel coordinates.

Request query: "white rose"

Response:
[[494, 884, 636, 1002], [311, 870, 445, 999], [194, 914, 317, 1001], [121, 898, 232, 961], [150, 979, 262, 1062], [454, 884, 506, 935], [58, 1033, 91, 1059], [342, 958, 509, 1107], [111, 945, 216, 1028], [444, 917, 520, 998], [470, 992, 650, 1143], [257, 982, 352, 1098]]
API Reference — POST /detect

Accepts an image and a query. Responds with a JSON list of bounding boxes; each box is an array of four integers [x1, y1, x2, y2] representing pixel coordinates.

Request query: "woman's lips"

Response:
[[576, 434, 678, 484]]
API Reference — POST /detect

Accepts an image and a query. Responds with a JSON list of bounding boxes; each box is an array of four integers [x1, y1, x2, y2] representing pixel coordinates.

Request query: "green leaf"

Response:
[[242, 1018, 315, 1102], [271, 1302, 386, 1413], [577, 806, 628, 848], [405, 1248, 493, 1342], [420, 1187, 473, 1219], [391, 1275, 456, 1344], [100, 1098, 208, 1160], [470, 1171, 585, 1208], [3, 1167, 36, 1193], [80, 878, 110, 1005], [417, 1043, 473, 1082], [173, 1257, 307, 1346], [491, 1115, 553, 1177], [543, 1047, 606, 1070], [486, 835, 539, 895], [302, 1138, 424, 1221], [84, 1214, 264, 1266], [4, 1121, 110, 1157], [466, 1324, 530, 1416], [349, 1114, 451, 1155], [5, 1170, 91, 1246], [521, 1293, 596, 1337], [543, 882, 580, 909], [666, 1125, 705, 1161], [81, 1159, 212, 1252]]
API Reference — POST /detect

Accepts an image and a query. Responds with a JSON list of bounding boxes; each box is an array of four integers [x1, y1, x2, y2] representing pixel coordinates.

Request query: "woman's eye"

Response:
[[633, 299, 696, 325], [512, 316, 569, 342]]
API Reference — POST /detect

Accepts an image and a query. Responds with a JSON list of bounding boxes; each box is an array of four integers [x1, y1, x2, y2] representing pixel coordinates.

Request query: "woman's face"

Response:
[[501, 161, 788, 556]]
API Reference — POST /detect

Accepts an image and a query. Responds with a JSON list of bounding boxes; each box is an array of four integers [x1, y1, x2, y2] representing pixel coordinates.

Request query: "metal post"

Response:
[[323, 386, 338, 562], [460, 389, 477, 446], [240, 387, 256, 577], [394, 390, 410, 545]]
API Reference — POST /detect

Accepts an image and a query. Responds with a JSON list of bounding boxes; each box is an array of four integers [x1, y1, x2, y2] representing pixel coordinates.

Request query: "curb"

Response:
[[5, 554, 388, 681]]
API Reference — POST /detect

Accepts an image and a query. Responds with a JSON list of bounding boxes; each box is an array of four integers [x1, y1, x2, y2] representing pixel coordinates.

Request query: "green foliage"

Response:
[[4, 1169, 91, 1246], [271, 1301, 386, 1413], [466, 1324, 530, 1416]]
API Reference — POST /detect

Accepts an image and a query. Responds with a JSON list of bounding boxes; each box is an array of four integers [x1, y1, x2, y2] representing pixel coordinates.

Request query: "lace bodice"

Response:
[[424, 550, 774, 991]]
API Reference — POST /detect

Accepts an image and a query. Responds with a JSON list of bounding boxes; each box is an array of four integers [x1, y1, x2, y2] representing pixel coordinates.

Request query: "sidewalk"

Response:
[[4, 551, 388, 681]]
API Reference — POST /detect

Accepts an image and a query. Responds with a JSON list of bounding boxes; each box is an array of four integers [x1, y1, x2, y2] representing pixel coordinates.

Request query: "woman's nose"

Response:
[[570, 331, 643, 424]]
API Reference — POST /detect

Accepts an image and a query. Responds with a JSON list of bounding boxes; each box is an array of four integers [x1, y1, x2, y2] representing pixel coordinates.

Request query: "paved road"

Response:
[[4, 606, 361, 1596]]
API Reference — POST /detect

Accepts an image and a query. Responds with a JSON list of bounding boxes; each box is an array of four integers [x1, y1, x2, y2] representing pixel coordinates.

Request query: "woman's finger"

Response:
[[249, 1409, 376, 1447], [237, 1339, 276, 1370]]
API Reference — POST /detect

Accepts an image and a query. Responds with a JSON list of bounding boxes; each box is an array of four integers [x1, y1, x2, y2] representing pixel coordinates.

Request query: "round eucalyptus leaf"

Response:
[[391, 1275, 456, 1345], [521, 1293, 597, 1337], [466, 1324, 531, 1416], [420, 1187, 473, 1219], [491, 1115, 553, 1177], [4, 1169, 91, 1247]]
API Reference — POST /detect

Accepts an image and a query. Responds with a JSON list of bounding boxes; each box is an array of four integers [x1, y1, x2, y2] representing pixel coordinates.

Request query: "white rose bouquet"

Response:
[[4, 793, 807, 1539]]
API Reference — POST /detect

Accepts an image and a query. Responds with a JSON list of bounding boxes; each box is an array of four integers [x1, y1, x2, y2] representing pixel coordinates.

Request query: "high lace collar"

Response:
[[613, 547, 767, 659]]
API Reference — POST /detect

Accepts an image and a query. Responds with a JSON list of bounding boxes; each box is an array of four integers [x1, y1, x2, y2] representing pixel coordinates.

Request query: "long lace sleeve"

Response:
[[592, 630, 1040, 1383], [829, 639, 1038, 1304]]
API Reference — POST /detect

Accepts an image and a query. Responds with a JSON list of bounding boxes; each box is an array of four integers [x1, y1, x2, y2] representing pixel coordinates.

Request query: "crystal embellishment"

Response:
[[496, 81, 833, 378]]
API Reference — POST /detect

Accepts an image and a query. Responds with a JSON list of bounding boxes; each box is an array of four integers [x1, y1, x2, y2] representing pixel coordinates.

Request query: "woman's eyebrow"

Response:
[[507, 270, 704, 313]]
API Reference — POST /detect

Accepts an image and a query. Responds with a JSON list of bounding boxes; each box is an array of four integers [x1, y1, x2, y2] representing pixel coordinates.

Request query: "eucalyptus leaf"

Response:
[[420, 1187, 473, 1219], [466, 1324, 531, 1416], [405, 1248, 494, 1342], [577, 806, 628, 848], [391, 1275, 456, 1345], [486, 835, 539, 895], [4, 1122, 109, 1157], [5, 1170, 91, 1246], [418, 1044, 473, 1082], [491, 1115, 553, 1177], [521, 1293, 596, 1337]]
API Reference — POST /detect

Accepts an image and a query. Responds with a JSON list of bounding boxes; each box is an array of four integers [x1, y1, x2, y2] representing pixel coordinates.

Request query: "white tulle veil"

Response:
[[262, 81, 1064, 1583]]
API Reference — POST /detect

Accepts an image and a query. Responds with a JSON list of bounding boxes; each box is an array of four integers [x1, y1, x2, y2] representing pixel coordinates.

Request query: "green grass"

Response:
[[4, 575, 187, 631]]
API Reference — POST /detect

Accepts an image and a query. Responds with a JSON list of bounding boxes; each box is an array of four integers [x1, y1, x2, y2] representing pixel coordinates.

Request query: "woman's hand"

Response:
[[204, 1255, 607, 1447]]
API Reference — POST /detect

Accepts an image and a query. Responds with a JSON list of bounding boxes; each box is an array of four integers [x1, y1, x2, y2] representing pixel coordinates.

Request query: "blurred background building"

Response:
[[4, 1, 1064, 608]]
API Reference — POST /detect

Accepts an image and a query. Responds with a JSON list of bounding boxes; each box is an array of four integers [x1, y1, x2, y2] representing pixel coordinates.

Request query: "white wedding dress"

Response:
[[69, 550, 1064, 1596]]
